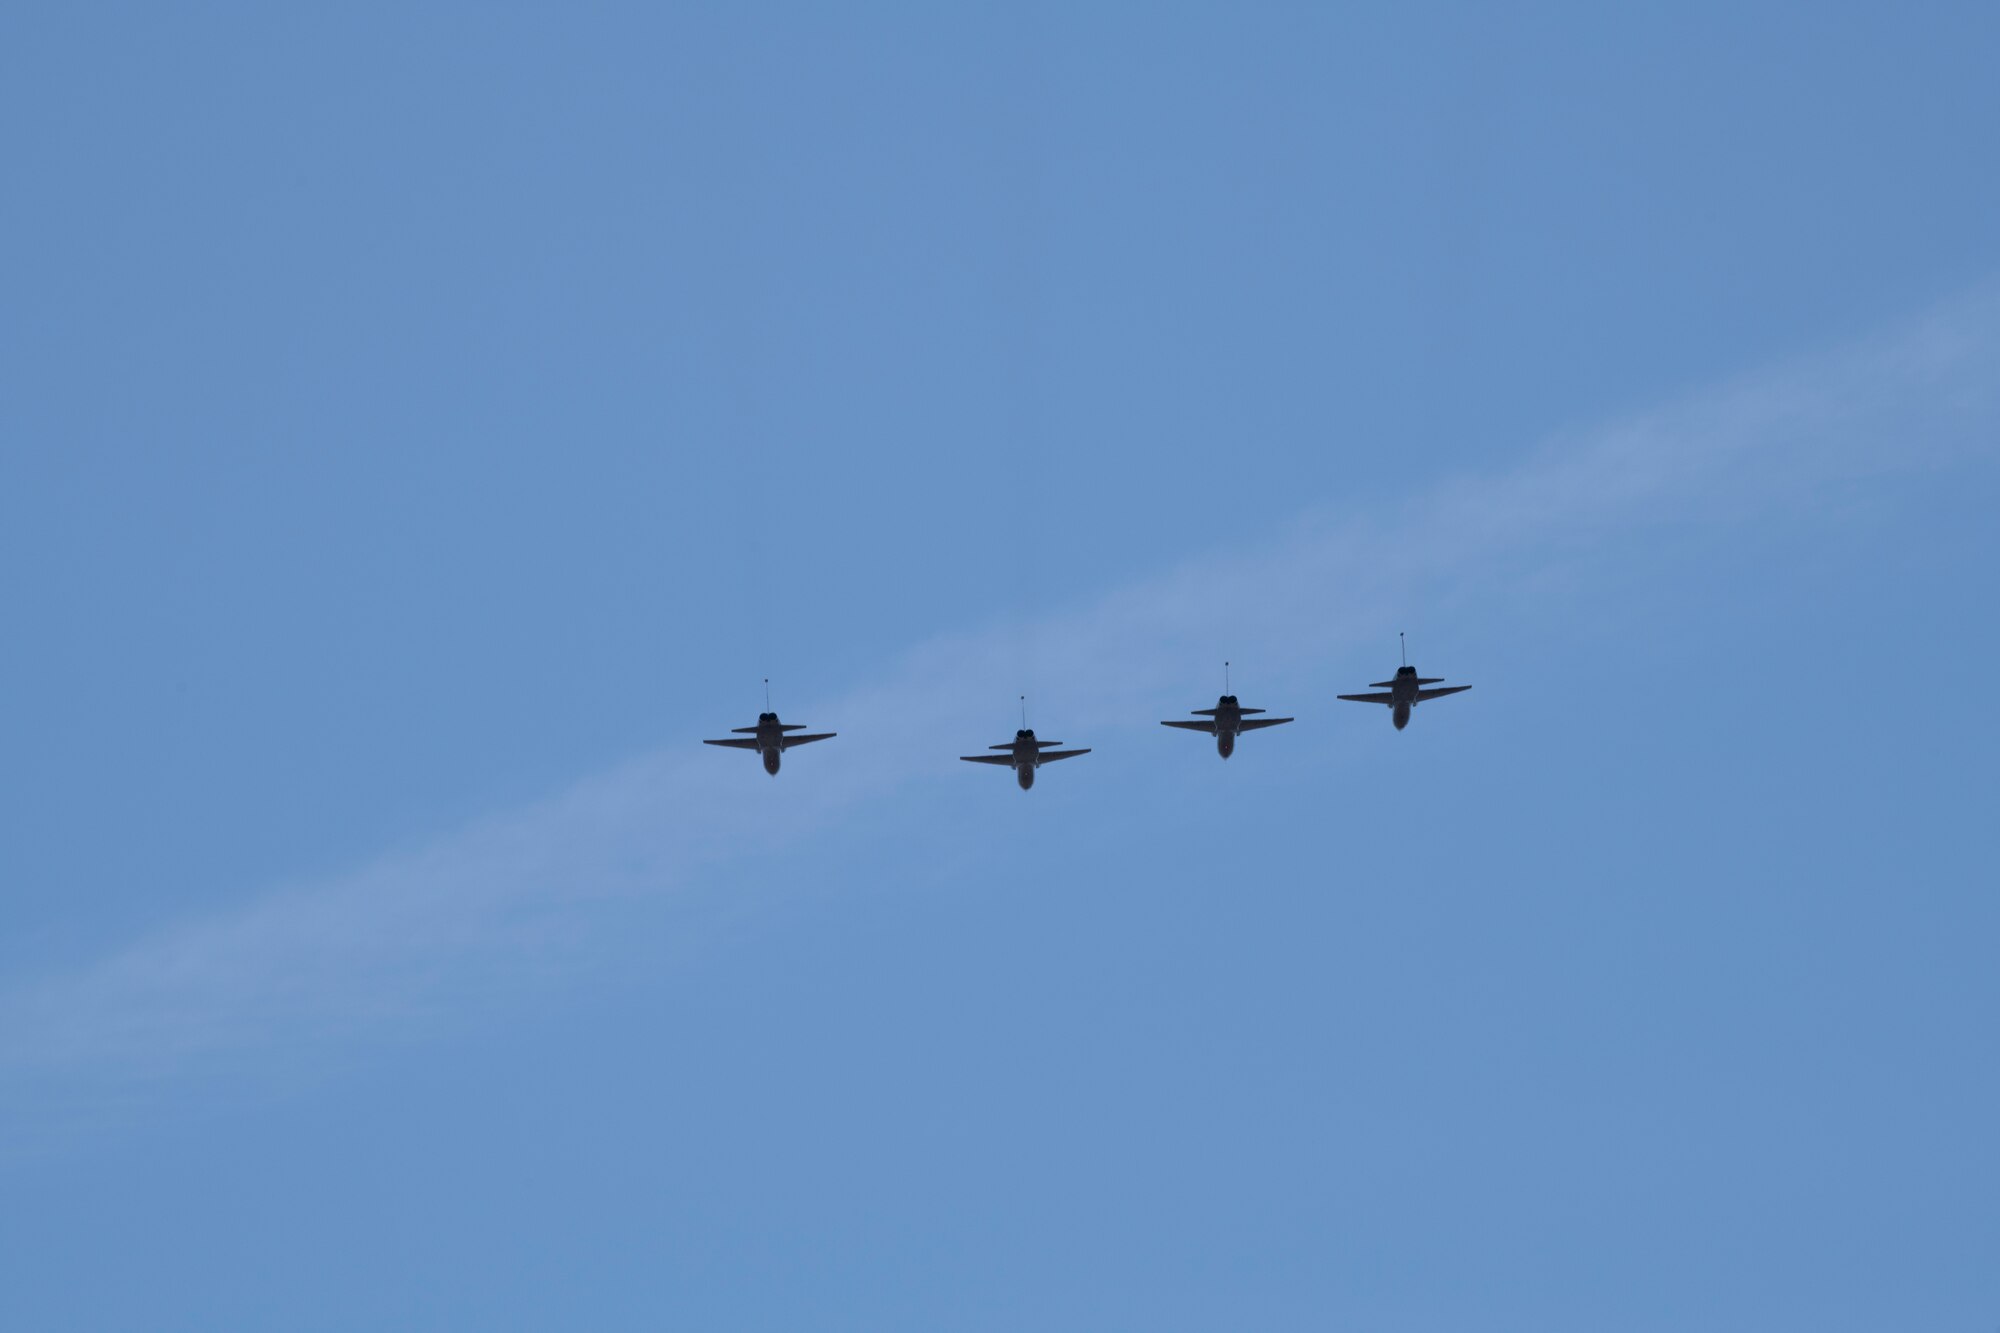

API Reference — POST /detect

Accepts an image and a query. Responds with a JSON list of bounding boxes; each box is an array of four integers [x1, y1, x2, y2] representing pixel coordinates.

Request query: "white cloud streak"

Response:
[[3, 285, 1996, 1102]]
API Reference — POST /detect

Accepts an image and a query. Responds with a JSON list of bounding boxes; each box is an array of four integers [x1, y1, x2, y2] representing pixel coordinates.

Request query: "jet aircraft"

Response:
[[704, 683, 835, 775], [1338, 634, 1470, 731], [1162, 663, 1292, 759], [961, 703, 1090, 789]]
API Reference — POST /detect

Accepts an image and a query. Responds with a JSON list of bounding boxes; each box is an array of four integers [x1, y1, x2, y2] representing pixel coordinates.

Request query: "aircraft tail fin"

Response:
[[1415, 677, 1445, 686], [1190, 708, 1220, 716], [730, 726, 760, 734], [1237, 707, 1265, 714]]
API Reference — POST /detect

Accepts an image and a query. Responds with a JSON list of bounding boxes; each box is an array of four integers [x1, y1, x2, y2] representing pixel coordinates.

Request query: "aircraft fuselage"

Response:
[[995, 740, 1041, 789], [1386, 668, 1421, 729], [1208, 697, 1248, 758], [747, 718, 787, 773]]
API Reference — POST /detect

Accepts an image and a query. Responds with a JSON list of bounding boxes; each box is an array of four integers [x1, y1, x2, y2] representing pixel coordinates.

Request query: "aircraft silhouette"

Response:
[[961, 701, 1090, 789], [703, 682, 835, 775], [1338, 634, 1470, 731], [1162, 663, 1292, 759]]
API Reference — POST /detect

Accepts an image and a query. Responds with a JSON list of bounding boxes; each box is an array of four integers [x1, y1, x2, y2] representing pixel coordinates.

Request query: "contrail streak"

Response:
[[2, 284, 1994, 1106]]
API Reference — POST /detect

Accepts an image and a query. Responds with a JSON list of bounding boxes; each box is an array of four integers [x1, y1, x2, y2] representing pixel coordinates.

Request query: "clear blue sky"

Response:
[[4, 4, 1998, 1329]]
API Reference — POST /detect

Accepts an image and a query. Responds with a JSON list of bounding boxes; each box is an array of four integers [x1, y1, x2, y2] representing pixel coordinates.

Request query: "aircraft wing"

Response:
[[960, 754, 1017, 765], [1337, 692, 1396, 705], [1414, 685, 1471, 702], [1160, 720, 1218, 733], [703, 738, 761, 749], [1237, 717, 1293, 730], [1038, 748, 1091, 762], [782, 732, 836, 747]]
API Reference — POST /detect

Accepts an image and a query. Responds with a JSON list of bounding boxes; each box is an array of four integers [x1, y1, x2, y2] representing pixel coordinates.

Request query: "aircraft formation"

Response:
[[705, 635, 1471, 788]]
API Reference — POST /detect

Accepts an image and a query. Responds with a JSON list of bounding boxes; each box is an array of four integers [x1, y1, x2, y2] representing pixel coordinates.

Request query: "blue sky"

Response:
[[3, 4, 1998, 1329]]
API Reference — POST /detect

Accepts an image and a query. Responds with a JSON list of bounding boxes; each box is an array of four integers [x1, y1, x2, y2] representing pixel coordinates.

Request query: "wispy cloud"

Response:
[[3, 286, 1995, 1107]]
